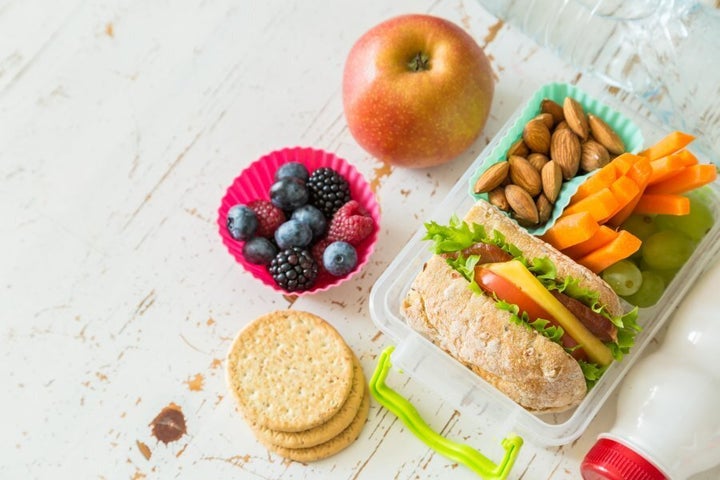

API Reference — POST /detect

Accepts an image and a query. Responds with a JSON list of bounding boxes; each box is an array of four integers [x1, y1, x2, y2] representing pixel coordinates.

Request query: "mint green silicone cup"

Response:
[[468, 82, 644, 235]]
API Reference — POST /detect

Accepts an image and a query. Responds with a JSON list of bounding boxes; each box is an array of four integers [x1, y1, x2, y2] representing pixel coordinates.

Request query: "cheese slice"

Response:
[[485, 260, 614, 367]]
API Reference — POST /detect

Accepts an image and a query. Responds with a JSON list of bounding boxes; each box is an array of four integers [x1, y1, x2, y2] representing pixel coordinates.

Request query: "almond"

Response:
[[535, 112, 555, 130], [505, 184, 539, 225], [507, 138, 529, 158], [536, 193, 553, 224], [550, 128, 581, 180], [563, 97, 589, 140], [588, 114, 625, 155], [509, 155, 542, 197], [522, 119, 551, 154], [581, 139, 610, 172], [473, 161, 509, 194], [488, 187, 510, 212], [541, 160, 563, 203], [541, 98, 565, 125], [527, 153, 549, 172], [554, 120, 570, 131]]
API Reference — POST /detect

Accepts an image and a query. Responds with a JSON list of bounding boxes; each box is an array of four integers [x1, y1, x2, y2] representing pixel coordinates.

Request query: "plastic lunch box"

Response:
[[368, 82, 720, 451]]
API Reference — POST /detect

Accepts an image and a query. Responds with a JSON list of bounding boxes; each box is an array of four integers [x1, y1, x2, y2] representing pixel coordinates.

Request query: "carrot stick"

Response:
[[645, 164, 718, 195], [562, 225, 619, 260], [646, 154, 690, 185], [633, 193, 691, 216], [639, 131, 695, 161], [611, 153, 642, 176], [577, 230, 642, 273], [572, 162, 618, 203], [562, 187, 620, 223], [607, 175, 641, 223], [675, 149, 698, 167], [607, 158, 653, 227], [627, 157, 653, 187], [540, 211, 600, 250]]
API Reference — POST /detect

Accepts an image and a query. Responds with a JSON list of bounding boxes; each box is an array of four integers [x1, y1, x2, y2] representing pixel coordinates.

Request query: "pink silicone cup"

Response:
[[217, 146, 380, 296]]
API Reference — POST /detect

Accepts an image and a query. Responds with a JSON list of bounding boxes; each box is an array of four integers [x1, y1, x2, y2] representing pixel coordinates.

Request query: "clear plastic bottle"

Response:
[[476, 0, 720, 164], [580, 260, 720, 479]]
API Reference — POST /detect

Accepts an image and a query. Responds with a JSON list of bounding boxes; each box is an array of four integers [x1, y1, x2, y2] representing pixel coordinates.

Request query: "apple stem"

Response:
[[407, 52, 430, 72]]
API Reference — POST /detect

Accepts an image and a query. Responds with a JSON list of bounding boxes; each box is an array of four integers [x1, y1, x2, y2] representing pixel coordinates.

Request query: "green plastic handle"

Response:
[[369, 346, 523, 480]]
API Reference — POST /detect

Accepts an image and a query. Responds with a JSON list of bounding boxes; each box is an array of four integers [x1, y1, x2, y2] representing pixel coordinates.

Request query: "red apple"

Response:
[[342, 14, 494, 168]]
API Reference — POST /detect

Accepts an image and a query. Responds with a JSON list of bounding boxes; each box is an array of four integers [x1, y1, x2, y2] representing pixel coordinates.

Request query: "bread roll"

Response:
[[401, 200, 622, 412]]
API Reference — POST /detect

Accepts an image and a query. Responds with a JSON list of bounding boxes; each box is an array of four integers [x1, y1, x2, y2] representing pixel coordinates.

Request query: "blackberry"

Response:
[[306, 167, 351, 218], [269, 247, 318, 292]]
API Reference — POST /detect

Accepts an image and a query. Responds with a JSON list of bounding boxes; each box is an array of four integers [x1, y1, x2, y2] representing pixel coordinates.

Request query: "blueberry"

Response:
[[242, 237, 278, 265], [323, 241, 358, 276], [274, 162, 309, 182], [291, 205, 327, 238], [226, 204, 258, 240], [274, 219, 313, 249], [270, 177, 309, 211]]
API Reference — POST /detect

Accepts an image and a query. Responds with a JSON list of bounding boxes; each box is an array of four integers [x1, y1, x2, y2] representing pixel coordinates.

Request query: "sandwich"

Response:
[[401, 200, 640, 413]]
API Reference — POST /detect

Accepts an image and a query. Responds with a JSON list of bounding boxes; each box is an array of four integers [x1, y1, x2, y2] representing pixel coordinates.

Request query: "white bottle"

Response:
[[581, 260, 720, 479]]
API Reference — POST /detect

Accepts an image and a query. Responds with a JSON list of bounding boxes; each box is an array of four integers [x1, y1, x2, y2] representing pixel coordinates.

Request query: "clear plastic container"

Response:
[[368, 82, 720, 446]]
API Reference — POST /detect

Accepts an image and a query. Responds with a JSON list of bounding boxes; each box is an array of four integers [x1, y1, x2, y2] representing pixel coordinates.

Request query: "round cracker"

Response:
[[262, 387, 370, 462], [253, 353, 365, 448], [226, 310, 354, 432]]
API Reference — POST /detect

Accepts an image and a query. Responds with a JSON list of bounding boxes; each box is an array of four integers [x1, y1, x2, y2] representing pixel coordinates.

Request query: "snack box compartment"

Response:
[[368, 82, 720, 447]]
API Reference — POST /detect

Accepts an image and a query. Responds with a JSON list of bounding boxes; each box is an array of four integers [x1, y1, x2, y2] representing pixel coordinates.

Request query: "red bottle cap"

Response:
[[581, 437, 667, 480]]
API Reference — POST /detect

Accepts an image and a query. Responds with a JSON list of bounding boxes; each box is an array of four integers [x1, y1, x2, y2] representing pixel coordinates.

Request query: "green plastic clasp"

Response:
[[369, 346, 523, 480]]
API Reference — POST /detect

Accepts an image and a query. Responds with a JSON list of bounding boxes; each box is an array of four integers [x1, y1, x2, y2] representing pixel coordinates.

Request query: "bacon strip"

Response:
[[442, 243, 513, 264], [551, 291, 618, 343]]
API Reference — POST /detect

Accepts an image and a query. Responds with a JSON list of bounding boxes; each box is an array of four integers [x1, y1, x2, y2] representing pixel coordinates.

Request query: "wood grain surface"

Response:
[[2, 1, 718, 479]]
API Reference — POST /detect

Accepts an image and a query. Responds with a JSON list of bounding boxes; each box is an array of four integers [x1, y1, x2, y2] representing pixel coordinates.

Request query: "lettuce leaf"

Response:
[[424, 216, 487, 254], [578, 360, 606, 389]]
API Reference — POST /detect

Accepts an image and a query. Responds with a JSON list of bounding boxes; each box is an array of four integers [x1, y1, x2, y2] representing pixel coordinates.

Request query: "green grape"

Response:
[[602, 260, 643, 296], [639, 257, 679, 285], [623, 270, 665, 308], [641, 230, 696, 270], [655, 196, 715, 241], [621, 214, 658, 241]]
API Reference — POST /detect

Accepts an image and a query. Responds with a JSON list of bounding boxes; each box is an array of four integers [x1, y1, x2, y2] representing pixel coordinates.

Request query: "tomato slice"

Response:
[[474, 266, 589, 362], [475, 266, 552, 320]]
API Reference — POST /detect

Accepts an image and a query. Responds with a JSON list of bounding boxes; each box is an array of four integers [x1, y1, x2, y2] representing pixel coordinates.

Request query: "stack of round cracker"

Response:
[[226, 310, 369, 462]]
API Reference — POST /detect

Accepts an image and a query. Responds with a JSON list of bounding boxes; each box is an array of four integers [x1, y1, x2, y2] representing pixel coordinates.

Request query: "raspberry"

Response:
[[306, 167, 351, 218], [311, 237, 333, 269], [327, 200, 374, 246], [248, 200, 286, 238]]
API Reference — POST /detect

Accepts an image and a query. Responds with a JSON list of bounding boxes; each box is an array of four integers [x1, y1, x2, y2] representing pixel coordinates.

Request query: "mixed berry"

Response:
[[306, 167, 352, 217], [226, 161, 375, 292], [322, 241, 358, 277]]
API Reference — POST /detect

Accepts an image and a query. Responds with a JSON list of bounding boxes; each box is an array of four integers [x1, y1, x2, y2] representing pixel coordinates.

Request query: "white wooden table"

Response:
[[3, 1, 718, 479]]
